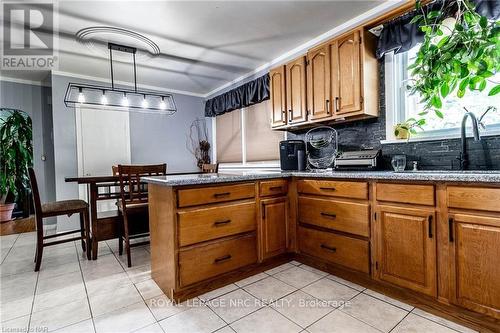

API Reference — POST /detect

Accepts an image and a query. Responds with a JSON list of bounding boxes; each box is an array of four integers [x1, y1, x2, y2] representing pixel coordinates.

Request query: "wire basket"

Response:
[[305, 126, 338, 169]]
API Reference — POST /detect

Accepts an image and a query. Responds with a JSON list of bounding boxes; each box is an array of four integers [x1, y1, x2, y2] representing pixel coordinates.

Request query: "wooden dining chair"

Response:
[[117, 164, 167, 267], [28, 168, 91, 271], [202, 163, 219, 173]]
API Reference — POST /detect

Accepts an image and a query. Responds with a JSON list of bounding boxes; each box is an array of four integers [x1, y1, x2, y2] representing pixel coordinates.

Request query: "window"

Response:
[[386, 46, 500, 141], [214, 100, 284, 169]]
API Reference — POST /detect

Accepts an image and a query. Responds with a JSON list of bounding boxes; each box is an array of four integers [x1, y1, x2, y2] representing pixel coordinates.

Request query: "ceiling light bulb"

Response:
[[141, 95, 149, 108], [101, 91, 108, 105], [159, 97, 166, 110], [121, 93, 129, 107], [77, 88, 85, 103]]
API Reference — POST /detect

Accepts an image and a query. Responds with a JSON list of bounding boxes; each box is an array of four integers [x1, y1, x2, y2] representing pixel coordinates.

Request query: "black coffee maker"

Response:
[[279, 140, 306, 171]]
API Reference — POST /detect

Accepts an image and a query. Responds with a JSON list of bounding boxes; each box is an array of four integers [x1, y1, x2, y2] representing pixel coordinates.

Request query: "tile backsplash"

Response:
[[287, 59, 500, 170]]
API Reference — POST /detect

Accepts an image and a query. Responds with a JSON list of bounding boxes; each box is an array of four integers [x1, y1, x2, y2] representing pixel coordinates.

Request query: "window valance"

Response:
[[205, 74, 270, 117]]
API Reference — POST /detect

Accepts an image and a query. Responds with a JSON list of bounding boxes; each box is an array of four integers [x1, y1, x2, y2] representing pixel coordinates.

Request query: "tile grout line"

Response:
[[337, 292, 407, 333], [388, 311, 411, 333], [360, 289, 414, 312], [0, 234, 19, 265], [410, 309, 474, 333], [74, 240, 97, 333], [300, 290, 366, 332], [26, 235, 39, 332]]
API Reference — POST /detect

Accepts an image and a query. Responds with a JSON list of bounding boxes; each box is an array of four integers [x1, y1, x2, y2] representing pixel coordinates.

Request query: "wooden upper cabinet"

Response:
[[307, 43, 331, 120], [375, 205, 437, 297], [261, 197, 288, 260], [270, 66, 287, 127], [331, 30, 361, 114], [449, 214, 500, 319], [285, 56, 307, 124], [269, 28, 378, 130]]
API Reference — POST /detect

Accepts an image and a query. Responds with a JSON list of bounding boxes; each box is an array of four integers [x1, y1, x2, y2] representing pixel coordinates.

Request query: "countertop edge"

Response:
[[143, 171, 500, 186]]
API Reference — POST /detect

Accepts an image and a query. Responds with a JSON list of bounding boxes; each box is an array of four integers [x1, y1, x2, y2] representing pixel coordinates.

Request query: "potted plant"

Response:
[[405, 0, 499, 124], [186, 118, 211, 168], [0, 109, 33, 223], [394, 118, 426, 140]]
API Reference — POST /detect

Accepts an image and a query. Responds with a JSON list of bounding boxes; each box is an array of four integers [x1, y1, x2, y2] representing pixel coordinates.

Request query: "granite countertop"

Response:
[[143, 169, 500, 186]]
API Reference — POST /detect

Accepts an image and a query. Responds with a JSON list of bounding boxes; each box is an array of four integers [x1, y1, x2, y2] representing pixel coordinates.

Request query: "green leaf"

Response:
[[489, 85, 500, 96], [434, 109, 444, 119], [410, 15, 423, 24], [440, 82, 450, 97], [478, 79, 487, 91], [437, 36, 449, 48], [459, 78, 470, 91], [427, 11, 440, 20], [480, 16, 488, 28], [457, 89, 465, 98], [431, 95, 442, 108]]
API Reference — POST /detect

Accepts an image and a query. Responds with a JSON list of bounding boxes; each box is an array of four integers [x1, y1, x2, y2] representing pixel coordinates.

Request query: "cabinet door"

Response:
[[331, 30, 362, 114], [449, 214, 500, 319], [285, 57, 307, 124], [270, 66, 287, 127], [375, 205, 436, 296], [307, 44, 331, 120], [261, 197, 288, 260]]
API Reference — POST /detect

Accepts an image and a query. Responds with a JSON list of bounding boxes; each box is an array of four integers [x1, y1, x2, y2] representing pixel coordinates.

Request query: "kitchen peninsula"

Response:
[[144, 170, 500, 330]]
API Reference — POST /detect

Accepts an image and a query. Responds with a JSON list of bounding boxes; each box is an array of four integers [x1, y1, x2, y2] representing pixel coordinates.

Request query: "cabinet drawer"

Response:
[[448, 186, 500, 212], [376, 183, 434, 206], [178, 202, 256, 246], [297, 180, 368, 199], [179, 235, 257, 286], [177, 183, 255, 207], [260, 179, 288, 197], [298, 197, 369, 237], [298, 226, 369, 273]]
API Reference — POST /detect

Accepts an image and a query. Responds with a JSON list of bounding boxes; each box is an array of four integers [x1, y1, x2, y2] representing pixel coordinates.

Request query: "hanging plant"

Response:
[[407, 0, 500, 121]]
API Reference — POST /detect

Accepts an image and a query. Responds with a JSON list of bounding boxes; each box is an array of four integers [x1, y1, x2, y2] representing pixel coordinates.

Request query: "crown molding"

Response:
[[0, 76, 51, 87], [203, 0, 406, 99], [51, 70, 205, 98]]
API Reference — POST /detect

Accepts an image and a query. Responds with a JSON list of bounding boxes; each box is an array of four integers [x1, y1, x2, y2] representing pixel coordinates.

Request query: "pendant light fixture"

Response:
[[64, 42, 176, 114]]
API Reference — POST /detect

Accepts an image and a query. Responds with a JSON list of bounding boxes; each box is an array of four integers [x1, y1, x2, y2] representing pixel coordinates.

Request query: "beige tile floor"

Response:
[[0, 232, 478, 333]]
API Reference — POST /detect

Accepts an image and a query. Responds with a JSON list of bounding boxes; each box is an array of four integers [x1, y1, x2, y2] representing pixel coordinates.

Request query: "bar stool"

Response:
[[28, 168, 91, 271]]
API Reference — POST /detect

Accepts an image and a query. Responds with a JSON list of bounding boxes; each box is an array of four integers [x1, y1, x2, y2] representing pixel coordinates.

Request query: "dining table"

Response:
[[65, 171, 201, 259]]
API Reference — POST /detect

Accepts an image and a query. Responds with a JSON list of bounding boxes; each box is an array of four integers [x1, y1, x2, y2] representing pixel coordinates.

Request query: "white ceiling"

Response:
[[1, 0, 390, 96]]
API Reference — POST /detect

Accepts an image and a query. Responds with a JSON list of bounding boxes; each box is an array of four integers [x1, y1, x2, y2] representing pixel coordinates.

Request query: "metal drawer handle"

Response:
[[320, 244, 337, 252], [214, 219, 231, 226], [428, 215, 433, 238], [213, 192, 230, 198], [269, 186, 282, 191], [319, 187, 336, 191], [214, 254, 232, 264], [320, 212, 337, 219], [449, 218, 454, 242]]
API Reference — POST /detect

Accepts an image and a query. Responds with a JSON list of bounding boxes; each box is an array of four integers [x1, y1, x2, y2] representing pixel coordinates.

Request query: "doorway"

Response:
[[75, 107, 131, 212]]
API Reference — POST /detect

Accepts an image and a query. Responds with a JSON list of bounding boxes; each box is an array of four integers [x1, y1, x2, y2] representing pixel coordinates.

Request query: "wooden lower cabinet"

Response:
[[298, 226, 369, 273], [374, 205, 437, 297], [179, 234, 257, 287], [261, 197, 288, 260], [449, 214, 500, 319]]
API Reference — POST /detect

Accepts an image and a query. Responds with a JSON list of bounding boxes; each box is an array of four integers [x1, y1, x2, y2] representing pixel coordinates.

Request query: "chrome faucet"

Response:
[[457, 107, 496, 170]]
